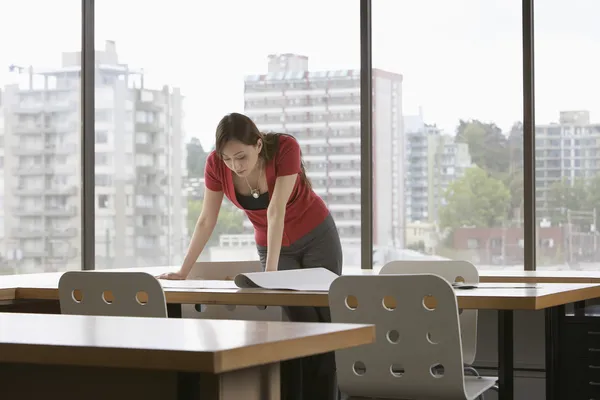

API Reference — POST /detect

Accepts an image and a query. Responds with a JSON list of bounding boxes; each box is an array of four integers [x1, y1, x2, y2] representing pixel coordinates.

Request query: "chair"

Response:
[[181, 261, 284, 321], [58, 271, 167, 318], [379, 260, 479, 366], [329, 274, 497, 400]]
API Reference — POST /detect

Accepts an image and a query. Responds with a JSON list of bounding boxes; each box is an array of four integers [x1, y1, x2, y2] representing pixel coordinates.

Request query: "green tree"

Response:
[[503, 169, 523, 221], [187, 199, 245, 245], [546, 178, 588, 225], [186, 137, 207, 178], [455, 119, 510, 176], [440, 166, 511, 229]]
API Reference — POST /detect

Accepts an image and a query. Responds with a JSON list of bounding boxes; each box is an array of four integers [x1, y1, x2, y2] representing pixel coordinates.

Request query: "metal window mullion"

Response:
[[81, 0, 95, 270], [523, 0, 536, 271], [360, 0, 373, 269]]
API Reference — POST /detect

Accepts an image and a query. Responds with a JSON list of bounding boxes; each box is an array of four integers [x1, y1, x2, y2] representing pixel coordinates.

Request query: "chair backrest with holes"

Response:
[[58, 271, 167, 318], [379, 260, 479, 365], [329, 274, 467, 399], [181, 261, 284, 321]]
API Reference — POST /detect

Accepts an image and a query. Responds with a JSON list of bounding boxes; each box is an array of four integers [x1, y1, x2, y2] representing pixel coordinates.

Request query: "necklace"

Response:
[[244, 162, 262, 199]]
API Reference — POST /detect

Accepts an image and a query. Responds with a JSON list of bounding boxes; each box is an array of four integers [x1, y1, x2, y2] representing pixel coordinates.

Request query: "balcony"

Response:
[[13, 166, 46, 176], [11, 229, 44, 238], [136, 101, 163, 112], [12, 206, 77, 217], [135, 142, 163, 154], [135, 224, 164, 236], [135, 206, 162, 215], [48, 228, 78, 238], [46, 247, 78, 262], [136, 183, 165, 195], [13, 187, 44, 196], [12, 124, 46, 135], [135, 121, 161, 133], [45, 186, 78, 195], [137, 163, 160, 174], [44, 143, 77, 155], [12, 146, 45, 155]]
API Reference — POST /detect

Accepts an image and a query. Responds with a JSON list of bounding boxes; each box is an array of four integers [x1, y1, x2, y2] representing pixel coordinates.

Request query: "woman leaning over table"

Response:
[[158, 112, 343, 400]]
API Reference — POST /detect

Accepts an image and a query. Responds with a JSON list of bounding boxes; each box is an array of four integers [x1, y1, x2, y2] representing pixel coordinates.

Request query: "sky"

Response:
[[1, 0, 599, 150]]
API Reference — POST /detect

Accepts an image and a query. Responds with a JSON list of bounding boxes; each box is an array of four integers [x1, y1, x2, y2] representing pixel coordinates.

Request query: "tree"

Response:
[[546, 178, 588, 225], [455, 119, 510, 176], [186, 137, 207, 178], [439, 166, 511, 229], [187, 199, 245, 245]]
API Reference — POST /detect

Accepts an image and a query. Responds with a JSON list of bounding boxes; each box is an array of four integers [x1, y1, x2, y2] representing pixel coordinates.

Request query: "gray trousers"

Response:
[[257, 213, 343, 400]]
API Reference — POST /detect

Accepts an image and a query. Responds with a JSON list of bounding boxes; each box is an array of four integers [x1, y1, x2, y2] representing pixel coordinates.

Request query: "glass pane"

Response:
[[95, 1, 360, 273], [0, 1, 81, 275], [373, 0, 524, 271], [535, 1, 600, 270]]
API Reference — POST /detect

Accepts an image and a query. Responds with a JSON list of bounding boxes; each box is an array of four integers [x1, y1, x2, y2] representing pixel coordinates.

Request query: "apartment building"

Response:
[[244, 54, 405, 261], [405, 114, 472, 223], [536, 110, 600, 216], [0, 40, 187, 273]]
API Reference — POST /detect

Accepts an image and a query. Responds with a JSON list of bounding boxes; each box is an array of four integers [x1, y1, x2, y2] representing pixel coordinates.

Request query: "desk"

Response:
[[480, 270, 600, 284], [2, 273, 599, 400], [0, 312, 374, 399]]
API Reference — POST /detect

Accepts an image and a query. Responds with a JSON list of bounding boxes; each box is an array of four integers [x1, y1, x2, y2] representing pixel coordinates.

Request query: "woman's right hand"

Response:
[[156, 270, 187, 280]]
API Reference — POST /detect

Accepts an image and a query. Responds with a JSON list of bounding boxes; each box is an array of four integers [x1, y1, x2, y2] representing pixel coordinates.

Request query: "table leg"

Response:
[[498, 309, 514, 400], [193, 364, 280, 400], [545, 305, 563, 400], [574, 300, 586, 317]]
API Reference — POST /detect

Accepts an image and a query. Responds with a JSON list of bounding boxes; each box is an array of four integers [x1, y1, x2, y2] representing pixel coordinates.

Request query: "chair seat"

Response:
[[464, 376, 497, 400]]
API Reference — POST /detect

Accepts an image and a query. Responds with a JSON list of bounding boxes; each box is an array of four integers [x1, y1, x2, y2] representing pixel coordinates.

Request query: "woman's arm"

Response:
[[158, 187, 223, 279], [265, 174, 298, 272]]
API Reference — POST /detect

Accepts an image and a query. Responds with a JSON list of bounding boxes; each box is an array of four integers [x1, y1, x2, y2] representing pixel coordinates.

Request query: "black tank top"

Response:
[[235, 191, 269, 210]]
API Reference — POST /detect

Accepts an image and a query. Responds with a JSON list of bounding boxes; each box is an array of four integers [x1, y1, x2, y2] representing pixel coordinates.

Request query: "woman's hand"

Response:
[[156, 270, 187, 280]]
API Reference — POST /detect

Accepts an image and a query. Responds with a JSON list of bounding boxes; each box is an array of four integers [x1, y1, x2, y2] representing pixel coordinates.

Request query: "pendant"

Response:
[[252, 190, 260, 199]]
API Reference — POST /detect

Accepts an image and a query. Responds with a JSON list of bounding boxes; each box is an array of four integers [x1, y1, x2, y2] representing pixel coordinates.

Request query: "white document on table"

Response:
[[233, 267, 338, 292], [158, 279, 239, 290]]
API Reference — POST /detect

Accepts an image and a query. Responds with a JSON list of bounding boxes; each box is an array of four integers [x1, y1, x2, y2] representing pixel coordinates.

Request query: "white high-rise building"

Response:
[[0, 40, 187, 273], [244, 54, 405, 262]]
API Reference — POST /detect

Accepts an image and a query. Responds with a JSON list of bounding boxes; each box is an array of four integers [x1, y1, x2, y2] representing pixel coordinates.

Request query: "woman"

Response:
[[159, 112, 343, 400]]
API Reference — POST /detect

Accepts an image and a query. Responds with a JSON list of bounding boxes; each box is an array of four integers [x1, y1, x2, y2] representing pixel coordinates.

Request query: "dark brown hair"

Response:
[[215, 113, 311, 189]]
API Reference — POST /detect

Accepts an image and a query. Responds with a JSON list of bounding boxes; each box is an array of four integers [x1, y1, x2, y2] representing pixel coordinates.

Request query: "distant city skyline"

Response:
[[2, 0, 600, 150]]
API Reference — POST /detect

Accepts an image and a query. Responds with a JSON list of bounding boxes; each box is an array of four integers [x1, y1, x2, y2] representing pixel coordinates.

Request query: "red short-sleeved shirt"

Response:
[[204, 134, 329, 247]]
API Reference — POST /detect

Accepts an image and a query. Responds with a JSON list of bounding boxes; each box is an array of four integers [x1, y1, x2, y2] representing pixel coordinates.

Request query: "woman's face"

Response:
[[221, 139, 262, 178]]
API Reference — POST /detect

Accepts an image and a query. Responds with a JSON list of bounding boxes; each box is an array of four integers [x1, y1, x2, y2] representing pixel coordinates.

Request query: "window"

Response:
[[95, 130, 108, 144], [98, 194, 109, 209], [374, 0, 522, 269], [0, 0, 81, 275], [96, 0, 359, 271], [535, 1, 599, 270]]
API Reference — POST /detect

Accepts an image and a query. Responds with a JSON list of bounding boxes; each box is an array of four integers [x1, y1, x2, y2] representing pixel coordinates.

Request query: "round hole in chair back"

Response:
[[352, 361, 367, 376], [454, 276, 465, 283], [345, 295, 358, 310], [430, 363, 445, 378], [390, 363, 405, 377], [382, 296, 397, 311], [386, 329, 400, 344], [135, 291, 148, 305], [256, 305, 267, 310], [426, 332, 439, 345], [102, 290, 114, 304], [225, 304, 237, 311], [422, 295, 437, 311], [71, 289, 83, 303]]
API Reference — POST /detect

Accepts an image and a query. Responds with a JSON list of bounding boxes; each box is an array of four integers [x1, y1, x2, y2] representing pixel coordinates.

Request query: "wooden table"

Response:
[[2, 271, 599, 400], [1, 271, 598, 311], [480, 270, 600, 284], [0, 312, 374, 399]]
